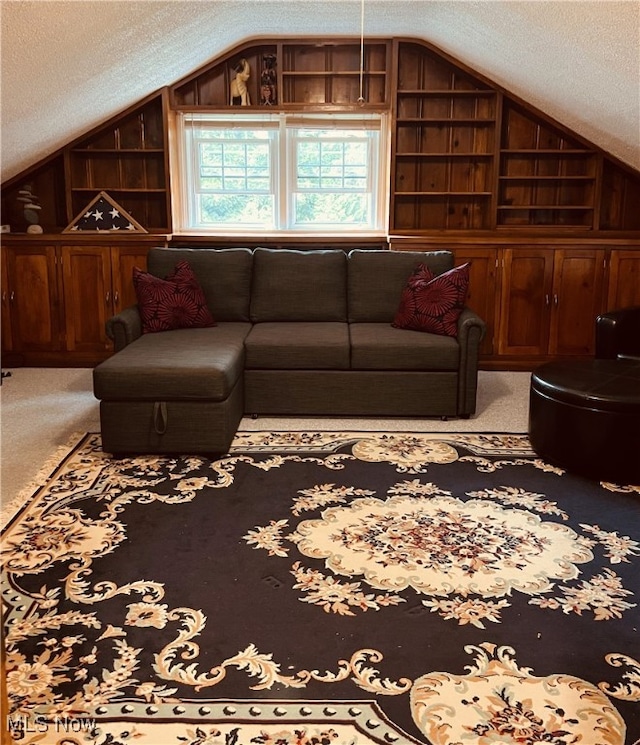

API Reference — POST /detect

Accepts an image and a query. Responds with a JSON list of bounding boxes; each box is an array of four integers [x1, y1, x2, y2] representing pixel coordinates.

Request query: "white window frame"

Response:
[[175, 111, 388, 236]]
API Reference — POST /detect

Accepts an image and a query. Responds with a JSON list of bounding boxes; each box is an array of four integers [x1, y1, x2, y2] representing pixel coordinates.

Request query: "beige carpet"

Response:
[[0, 367, 531, 517]]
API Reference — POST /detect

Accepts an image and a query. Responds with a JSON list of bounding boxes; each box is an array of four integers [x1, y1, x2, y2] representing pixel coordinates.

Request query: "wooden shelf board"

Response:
[[497, 204, 594, 210], [397, 118, 495, 124], [71, 149, 165, 154], [501, 149, 594, 155], [282, 70, 386, 76], [500, 175, 595, 181], [71, 188, 167, 193], [395, 152, 494, 158], [396, 191, 493, 197], [397, 89, 495, 96]]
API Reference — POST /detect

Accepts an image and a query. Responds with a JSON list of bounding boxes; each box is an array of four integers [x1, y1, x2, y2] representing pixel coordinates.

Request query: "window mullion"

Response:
[[279, 116, 289, 230]]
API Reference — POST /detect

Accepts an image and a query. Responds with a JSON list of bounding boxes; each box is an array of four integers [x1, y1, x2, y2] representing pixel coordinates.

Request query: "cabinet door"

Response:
[[1, 248, 12, 352], [61, 245, 113, 352], [4, 244, 62, 352], [606, 249, 640, 309], [549, 249, 605, 356], [453, 248, 498, 355], [110, 245, 148, 313], [498, 248, 554, 356]]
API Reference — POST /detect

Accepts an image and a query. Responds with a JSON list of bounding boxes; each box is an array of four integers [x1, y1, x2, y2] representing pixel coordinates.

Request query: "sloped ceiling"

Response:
[[1, 0, 639, 184]]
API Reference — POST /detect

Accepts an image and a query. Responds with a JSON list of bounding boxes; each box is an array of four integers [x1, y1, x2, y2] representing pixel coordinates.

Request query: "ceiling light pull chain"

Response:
[[358, 0, 365, 106]]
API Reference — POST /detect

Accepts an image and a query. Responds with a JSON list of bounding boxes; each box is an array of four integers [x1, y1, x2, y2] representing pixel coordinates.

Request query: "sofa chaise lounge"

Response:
[[93, 247, 485, 455]]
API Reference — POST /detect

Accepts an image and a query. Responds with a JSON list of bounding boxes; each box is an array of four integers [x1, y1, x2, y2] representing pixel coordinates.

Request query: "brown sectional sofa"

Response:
[[93, 247, 485, 455]]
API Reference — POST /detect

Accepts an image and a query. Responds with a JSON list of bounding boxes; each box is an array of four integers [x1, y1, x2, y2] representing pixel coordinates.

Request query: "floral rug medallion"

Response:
[[2, 432, 639, 744]]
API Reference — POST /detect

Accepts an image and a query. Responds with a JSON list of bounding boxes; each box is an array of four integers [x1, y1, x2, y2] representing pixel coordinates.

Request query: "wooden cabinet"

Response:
[[548, 249, 605, 355], [498, 248, 553, 357], [388, 239, 636, 365], [1, 244, 63, 359], [606, 250, 640, 309], [62, 245, 112, 353], [452, 247, 499, 356], [498, 247, 605, 358], [1, 249, 12, 351], [1, 239, 151, 365], [62, 244, 149, 354]]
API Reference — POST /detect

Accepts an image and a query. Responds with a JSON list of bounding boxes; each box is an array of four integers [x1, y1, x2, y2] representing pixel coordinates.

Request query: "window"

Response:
[[178, 113, 387, 233]]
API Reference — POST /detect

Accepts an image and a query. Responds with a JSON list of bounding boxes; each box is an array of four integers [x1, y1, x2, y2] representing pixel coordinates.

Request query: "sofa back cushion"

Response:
[[146, 247, 254, 321], [250, 248, 348, 322], [347, 249, 455, 322]]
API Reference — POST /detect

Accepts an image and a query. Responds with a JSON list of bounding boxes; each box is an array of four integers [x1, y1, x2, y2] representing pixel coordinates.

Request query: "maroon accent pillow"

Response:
[[407, 262, 435, 283], [392, 262, 470, 337], [133, 260, 216, 333]]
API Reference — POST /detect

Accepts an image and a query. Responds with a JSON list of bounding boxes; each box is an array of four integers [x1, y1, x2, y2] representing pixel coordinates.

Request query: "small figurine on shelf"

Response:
[[16, 183, 43, 233], [260, 54, 277, 105], [230, 58, 251, 105]]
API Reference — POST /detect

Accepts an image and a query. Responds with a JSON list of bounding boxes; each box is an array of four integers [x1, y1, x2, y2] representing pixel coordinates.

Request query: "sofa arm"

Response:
[[456, 307, 486, 417], [106, 305, 143, 352]]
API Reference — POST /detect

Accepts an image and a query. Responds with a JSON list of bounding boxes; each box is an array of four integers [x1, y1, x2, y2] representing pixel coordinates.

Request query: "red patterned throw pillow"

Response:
[[133, 261, 216, 333], [392, 262, 470, 337]]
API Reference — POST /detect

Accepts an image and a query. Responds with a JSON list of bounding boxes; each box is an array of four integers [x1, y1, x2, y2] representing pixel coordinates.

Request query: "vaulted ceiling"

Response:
[[1, 0, 639, 183]]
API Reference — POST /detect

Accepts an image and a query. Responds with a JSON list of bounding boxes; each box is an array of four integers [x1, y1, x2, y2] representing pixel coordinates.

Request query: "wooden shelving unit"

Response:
[[171, 39, 388, 109], [2, 35, 640, 370], [65, 94, 170, 232], [280, 41, 387, 105], [391, 41, 498, 231], [3, 36, 639, 237], [1, 93, 171, 234], [497, 102, 598, 228]]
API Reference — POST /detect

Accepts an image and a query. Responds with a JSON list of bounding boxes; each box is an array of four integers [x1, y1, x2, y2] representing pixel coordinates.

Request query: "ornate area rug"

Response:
[[2, 431, 640, 745]]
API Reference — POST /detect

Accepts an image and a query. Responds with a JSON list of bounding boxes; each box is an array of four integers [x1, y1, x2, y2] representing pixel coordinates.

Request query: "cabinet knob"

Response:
[[9, 290, 15, 302], [545, 294, 550, 306], [554, 294, 559, 306], [114, 291, 119, 305], [105, 291, 110, 305]]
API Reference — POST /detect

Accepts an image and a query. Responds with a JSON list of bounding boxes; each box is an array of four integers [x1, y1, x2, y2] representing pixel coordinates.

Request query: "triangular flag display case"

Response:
[[63, 191, 147, 233]]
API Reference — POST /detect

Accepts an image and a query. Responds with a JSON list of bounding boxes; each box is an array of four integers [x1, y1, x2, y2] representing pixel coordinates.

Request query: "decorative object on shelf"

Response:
[[260, 54, 277, 105], [63, 191, 147, 233], [16, 183, 43, 233], [230, 58, 251, 105]]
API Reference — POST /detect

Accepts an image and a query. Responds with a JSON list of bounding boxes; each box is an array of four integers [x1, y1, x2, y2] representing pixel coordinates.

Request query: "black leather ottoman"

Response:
[[529, 359, 640, 484]]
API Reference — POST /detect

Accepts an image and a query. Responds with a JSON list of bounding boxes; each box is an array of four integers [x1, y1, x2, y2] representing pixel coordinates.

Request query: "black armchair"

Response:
[[595, 306, 640, 360]]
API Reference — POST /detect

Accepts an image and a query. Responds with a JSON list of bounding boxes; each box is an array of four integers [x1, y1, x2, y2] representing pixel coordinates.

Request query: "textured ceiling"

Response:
[[1, 0, 639, 183]]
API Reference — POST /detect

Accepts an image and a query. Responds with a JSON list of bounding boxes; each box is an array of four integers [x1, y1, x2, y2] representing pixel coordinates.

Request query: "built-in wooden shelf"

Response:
[[2, 35, 639, 235]]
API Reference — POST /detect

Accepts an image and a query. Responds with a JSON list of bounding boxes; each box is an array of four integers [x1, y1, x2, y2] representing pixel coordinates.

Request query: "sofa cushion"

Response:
[[250, 248, 347, 322], [133, 261, 216, 334], [393, 263, 470, 337], [93, 323, 251, 401], [147, 247, 254, 322], [350, 323, 460, 371], [347, 249, 454, 323], [245, 322, 350, 369]]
